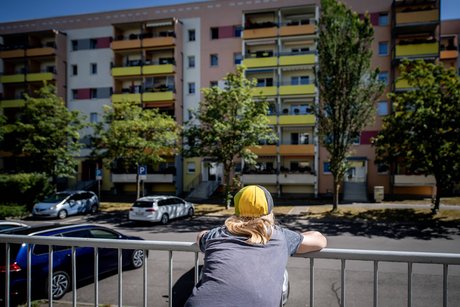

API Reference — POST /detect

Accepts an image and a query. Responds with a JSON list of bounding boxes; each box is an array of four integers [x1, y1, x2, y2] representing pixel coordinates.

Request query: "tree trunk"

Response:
[[332, 177, 340, 212], [224, 163, 233, 210], [432, 182, 441, 213], [136, 163, 140, 200]]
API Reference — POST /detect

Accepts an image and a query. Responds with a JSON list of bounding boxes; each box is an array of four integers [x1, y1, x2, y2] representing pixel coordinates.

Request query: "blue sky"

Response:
[[0, 0, 459, 23]]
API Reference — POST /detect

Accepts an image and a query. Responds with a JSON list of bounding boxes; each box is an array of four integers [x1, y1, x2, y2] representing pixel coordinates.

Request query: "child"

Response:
[[185, 185, 327, 306]]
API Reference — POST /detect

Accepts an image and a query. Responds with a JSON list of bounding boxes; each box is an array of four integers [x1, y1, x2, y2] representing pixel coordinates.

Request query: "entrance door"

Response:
[[345, 160, 367, 182]]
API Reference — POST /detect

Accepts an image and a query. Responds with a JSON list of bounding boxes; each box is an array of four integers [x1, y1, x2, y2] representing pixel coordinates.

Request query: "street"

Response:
[[20, 210, 460, 307]]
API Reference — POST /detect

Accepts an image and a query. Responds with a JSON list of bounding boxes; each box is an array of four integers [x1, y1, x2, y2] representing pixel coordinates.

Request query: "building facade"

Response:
[[0, 0, 458, 199]]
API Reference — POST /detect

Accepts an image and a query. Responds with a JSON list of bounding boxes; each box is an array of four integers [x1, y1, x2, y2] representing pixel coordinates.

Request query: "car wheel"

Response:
[[160, 214, 169, 225], [130, 249, 144, 269], [90, 205, 98, 214], [57, 210, 68, 219], [188, 207, 194, 217], [48, 271, 70, 300]]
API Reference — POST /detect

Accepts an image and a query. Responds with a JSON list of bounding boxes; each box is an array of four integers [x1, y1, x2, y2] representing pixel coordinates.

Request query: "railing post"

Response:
[[443, 264, 448, 307], [71, 246, 77, 306], [407, 262, 412, 307], [143, 249, 148, 307], [194, 252, 200, 285], [169, 250, 173, 307], [94, 247, 99, 307], [373, 260, 379, 307], [341, 259, 346, 307], [118, 248, 123, 307], [48, 245, 53, 307], [310, 258, 314, 307], [27, 244, 32, 307], [5, 243, 10, 307]]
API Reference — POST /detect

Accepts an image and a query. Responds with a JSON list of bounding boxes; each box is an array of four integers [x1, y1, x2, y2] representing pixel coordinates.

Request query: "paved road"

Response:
[[16, 207, 460, 307]]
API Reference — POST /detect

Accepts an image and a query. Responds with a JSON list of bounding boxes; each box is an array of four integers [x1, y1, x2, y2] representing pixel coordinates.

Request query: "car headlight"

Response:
[[49, 205, 56, 210]]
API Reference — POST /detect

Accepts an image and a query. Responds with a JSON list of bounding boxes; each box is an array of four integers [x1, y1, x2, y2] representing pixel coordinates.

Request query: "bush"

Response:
[[0, 204, 27, 219], [0, 173, 53, 211]]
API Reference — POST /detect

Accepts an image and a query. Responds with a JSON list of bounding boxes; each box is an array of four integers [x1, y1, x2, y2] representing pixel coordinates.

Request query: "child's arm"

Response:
[[295, 231, 327, 254]]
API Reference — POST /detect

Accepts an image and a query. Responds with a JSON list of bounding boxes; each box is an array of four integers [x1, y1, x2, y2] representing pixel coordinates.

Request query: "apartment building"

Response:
[[0, 0, 457, 200]]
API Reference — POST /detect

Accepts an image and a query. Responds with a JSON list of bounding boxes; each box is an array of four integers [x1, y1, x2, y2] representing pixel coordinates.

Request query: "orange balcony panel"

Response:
[[111, 39, 141, 50], [279, 24, 316, 36], [143, 37, 175, 48], [440, 50, 458, 60], [248, 145, 277, 156], [243, 27, 277, 39], [396, 9, 439, 25], [0, 49, 25, 59], [279, 144, 314, 156], [26, 47, 55, 57]]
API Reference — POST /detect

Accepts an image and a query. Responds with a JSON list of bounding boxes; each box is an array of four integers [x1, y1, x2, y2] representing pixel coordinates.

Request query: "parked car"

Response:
[[128, 195, 194, 224], [0, 221, 28, 233], [32, 190, 99, 219], [0, 224, 144, 304]]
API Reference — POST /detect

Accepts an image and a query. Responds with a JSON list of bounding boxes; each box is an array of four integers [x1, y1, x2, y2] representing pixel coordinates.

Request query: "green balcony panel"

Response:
[[1, 99, 25, 108], [26, 72, 54, 82], [143, 64, 174, 75], [251, 86, 277, 97], [142, 91, 174, 101], [112, 66, 142, 77], [279, 84, 315, 96], [0, 74, 25, 83], [279, 54, 315, 66], [112, 93, 141, 103], [243, 57, 277, 68], [279, 114, 315, 125], [395, 43, 439, 57]]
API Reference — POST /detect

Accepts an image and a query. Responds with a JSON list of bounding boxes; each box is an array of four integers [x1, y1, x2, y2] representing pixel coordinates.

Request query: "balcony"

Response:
[[279, 23, 316, 37], [243, 56, 277, 69], [111, 38, 142, 50], [440, 50, 458, 60], [251, 86, 277, 97], [26, 47, 55, 57], [143, 63, 174, 75], [395, 9, 439, 25], [241, 173, 277, 184], [112, 66, 142, 77], [111, 173, 174, 183], [395, 42, 438, 58], [248, 145, 277, 156], [0, 49, 25, 59], [0, 74, 25, 83], [278, 173, 316, 185], [0, 99, 25, 108], [1, 232, 459, 306], [243, 26, 277, 40], [111, 93, 141, 103], [142, 91, 174, 102], [279, 53, 315, 66], [143, 36, 175, 48], [394, 175, 436, 186], [279, 144, 314, 156], [26, 72, 55, 82], [278, 114, 315, 125], [279, 84, 315, 96]]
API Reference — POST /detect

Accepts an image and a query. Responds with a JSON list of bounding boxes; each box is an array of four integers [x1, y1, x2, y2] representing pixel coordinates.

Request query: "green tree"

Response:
[[316, 0, 384, 211], [3, 84, 86, 184], [183, 66, 277, 209], [93, 100, 180, 199], [0, 113, 6, 143], [374, 60, 460, 212]]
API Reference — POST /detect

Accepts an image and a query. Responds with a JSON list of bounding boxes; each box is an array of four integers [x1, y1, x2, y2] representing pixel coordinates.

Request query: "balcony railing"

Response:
[[1, 234, 459, 307]]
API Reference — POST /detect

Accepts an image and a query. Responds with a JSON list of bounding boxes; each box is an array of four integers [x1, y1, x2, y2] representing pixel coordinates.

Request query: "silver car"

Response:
[[128, 195, 194, 224], [32, 190, 99, 219]]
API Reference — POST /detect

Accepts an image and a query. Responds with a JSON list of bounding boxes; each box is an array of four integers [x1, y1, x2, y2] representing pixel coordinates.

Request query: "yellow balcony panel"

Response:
[[112, 66, 142, 77], [267, 115, 277, 125], [251, 86, 277, 97], [248, 145, 277, 156], [143, 64, 175, 75], [0, 74, 25, 83], [395, 79, 410, 89], [143, 37, 175, 48], [279, 144, 314, 156], [26, 47, 55, 57], [26, 72, 54, 82], [279, 54, 315, 66], [243, 27, 277, 39], [396, 9, 439, 25], [142, 91, 174, 102], [242, 57, 277, 68], [279, 84, 315, 96], [440, 50, 458, 60], [112, 93, 141, 103], [279, 24, 316, 36], [395, 43, 438, 57], [279, 114, 315, 125], [111, 39, 141, 50], [1, 99, 25, 108], [0, 49, 25, 59]]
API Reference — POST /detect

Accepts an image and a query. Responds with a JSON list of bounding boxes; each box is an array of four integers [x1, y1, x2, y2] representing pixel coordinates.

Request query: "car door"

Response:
[[66, 194, 80, 216], [172, 197, 186, 217], [61, 229, 95, 280], [88, 228, 121, 273]]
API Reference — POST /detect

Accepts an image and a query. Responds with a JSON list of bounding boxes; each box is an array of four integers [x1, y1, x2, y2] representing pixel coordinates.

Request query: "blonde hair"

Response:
[[225, 212, 275, 245]]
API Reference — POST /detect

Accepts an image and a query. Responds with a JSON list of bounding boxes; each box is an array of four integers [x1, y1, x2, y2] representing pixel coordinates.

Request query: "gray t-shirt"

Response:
[[185, 225, 303, 307]]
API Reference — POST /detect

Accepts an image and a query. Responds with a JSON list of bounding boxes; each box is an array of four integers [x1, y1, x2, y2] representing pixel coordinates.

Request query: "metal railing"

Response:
[[1, 235, 460, 307]]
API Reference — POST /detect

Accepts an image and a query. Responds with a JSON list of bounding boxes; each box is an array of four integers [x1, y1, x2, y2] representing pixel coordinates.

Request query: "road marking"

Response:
[[65, 218, 82, 223]]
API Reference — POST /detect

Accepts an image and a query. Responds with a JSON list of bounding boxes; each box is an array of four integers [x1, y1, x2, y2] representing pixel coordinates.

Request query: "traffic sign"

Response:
[[95, 169, 102, 180], [138, 165, 147, 180]]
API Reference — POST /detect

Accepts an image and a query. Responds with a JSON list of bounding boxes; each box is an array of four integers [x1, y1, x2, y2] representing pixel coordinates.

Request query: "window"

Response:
[[234, 53, 243, 65], [90, 63, 97, 74], [188, 82, 196, 94], [187, 162, 196, 173], [210, 80, 218, 87], [377, 101, 389, 116], [71, 40, 78, 51], [90, 112, 98, 123], [188, 56, 195, 68], [377, 163, 389, 174], [291, 76, 309, 85], [90, 88, 97, 99], [323, 162, 331, 174], [90, 39, 97, 49], [72, 89, 78, 100], [188, 29, 196, 42], [256, 78, 273, 87], [210, 54, 218, 66], [378, 42, 388, 56], [211, 27, 219, 39], [292, 47, 309, 54], [72, 65, 78, 76], [234, 26, 242, 37], [378, 13, 389, 26], [378, 72, 389, 85]]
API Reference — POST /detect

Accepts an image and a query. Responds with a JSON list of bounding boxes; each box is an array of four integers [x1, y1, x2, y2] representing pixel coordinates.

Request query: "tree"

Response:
[[374, 60, 460, 212], [316, 0, 384, 211], [0, 113, 6, 143], [93, 100, 180, 199], [3, 84, 86, 183], [183, 66, 277, 208]]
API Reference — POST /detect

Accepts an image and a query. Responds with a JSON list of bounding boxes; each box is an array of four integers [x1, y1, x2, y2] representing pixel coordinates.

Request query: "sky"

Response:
[[0, 0, 459, 23]]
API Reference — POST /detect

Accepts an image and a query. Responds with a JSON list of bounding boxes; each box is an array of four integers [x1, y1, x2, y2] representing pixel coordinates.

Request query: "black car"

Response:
[[0, 224, 144, 304]]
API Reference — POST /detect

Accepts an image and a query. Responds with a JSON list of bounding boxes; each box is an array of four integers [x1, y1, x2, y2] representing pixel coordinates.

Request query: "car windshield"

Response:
[[42, 193, 71, 203], [133, 201, 154, 208]]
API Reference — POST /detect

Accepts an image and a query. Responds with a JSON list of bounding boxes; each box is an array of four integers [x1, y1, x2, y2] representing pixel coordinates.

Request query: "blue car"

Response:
[[0, 224, 144, 304]]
